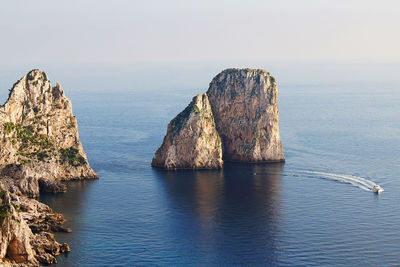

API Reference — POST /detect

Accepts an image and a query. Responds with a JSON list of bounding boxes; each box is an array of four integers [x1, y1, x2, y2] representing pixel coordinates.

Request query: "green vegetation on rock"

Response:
[[170, 101, 194, 134], [11, 203, 21, 213], [0, 204, 10, 218], [0, 191, 10, 218], [60, 147, 87, 167], [3, 121, 56, 164], [3, 122, 14, 135]]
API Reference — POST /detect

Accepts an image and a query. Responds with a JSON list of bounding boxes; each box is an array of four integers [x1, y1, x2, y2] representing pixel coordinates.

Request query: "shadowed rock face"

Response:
[[0, 69, 98, 188], [0, 191, 37, 265], [207, 68, 285, 162], [153, 68, 285, 169], [152, 94, 223, 170], [0, 190, 71, 266]]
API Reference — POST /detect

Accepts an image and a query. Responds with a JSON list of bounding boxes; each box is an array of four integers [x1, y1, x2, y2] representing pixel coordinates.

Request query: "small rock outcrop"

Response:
[[0, 191, 37, 266], [152, 68, 285, 169], [0, 190, 71, 266], [152, 94, 223, 169]]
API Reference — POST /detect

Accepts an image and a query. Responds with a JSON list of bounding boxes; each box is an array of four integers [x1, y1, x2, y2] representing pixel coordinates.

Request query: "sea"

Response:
[[1, 62, 399, 266]]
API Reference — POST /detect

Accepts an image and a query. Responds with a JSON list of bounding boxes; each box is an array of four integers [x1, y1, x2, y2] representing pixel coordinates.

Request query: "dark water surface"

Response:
[[4, 64, 398, 266]]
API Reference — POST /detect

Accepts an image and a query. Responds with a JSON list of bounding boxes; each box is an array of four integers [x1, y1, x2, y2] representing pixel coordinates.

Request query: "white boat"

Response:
[[372, 185, 384, 194]]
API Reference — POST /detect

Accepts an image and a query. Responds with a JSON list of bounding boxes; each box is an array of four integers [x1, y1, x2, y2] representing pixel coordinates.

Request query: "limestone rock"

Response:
[[0, 69, 98, 265], [0, 69, 97, 194], [37, 178, 66, 194], [0, 190, 72, 266], [0, 191, 38, 266], [207, 68, 285, 162], [152, 68, 285, 169], [152, 94, 223, 169]]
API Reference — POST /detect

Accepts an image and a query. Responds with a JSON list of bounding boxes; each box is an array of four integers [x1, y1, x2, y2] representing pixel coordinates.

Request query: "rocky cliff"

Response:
[[0, 69, 97, 265], [152, 94, 223, 169], [0, 190, 70, 266], [207, 68, 284, 162], [152, 68, 285, 169], [0, 69, 98, 195]]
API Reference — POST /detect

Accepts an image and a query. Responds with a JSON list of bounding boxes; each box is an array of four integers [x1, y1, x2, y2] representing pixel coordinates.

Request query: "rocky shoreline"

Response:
[[0, 70, 98, 265], [1, 190, 71, 266]]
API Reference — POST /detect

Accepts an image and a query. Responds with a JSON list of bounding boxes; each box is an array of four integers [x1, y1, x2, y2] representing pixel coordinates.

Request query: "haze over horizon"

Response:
[[1, 0, 399, 66], [1, 3, 400, 266]]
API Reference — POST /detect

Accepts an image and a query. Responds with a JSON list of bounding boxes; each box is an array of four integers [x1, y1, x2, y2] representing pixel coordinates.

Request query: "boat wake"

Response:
[[295, 170, 380, 192]]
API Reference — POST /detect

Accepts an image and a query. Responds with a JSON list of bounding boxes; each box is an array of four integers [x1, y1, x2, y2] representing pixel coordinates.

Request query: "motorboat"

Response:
[[372, 185, 384, 194]]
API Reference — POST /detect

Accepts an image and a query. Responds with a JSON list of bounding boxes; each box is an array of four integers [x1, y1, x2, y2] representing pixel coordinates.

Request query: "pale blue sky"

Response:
[[1, 0, 399, 65]]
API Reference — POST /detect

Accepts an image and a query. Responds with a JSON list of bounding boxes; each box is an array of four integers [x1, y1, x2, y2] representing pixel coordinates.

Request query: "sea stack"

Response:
[[207, 68, 285, 162], [152, 94, 223, 169], [152, 68, 285, 169]]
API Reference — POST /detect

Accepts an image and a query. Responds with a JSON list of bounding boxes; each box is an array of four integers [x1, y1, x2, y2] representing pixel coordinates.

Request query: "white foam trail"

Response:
[[297, 170, 379, 192]]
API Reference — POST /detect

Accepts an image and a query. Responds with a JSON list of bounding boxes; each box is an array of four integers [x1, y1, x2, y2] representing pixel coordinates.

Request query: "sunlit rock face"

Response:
[[152, 93, 223, 169], [0, 69, 97, 191], [153, 68, 285, 169], [206, 68, 285, 162]]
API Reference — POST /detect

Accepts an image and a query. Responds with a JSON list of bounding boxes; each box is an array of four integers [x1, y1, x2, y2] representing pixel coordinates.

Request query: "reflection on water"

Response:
[[40, 180, 97, 220], [28, 74, 400, 266], [154, 162, 284, 264], [39, 179, 98, 264]]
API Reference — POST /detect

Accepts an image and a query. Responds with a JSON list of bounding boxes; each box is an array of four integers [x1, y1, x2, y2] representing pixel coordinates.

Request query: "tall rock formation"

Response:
[[152, 68, 284, 169], [152, 94, 223, 169], [207, 68, 284, 162], [0, 69, 97, 194], [0, 69, 95, 265]]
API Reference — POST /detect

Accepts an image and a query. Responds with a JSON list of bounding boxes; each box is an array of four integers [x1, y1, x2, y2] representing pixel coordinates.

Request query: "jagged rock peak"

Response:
[[0, 70, 96, 265], [4, 69, 69, 122], [0, 69, 98, 182], [152, 93, 223, 170]]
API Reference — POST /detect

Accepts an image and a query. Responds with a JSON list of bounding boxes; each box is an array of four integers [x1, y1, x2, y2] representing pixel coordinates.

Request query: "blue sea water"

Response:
[[2, 63, 400, 266]]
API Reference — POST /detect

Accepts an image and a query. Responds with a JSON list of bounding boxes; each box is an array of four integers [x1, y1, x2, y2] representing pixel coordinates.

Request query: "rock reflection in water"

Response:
[[154, 162, 284, 265], [38, 179, 97, 262]]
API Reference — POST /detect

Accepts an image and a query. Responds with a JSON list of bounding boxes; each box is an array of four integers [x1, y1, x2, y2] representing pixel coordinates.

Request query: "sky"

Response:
[[1, 0, 399, 66]]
